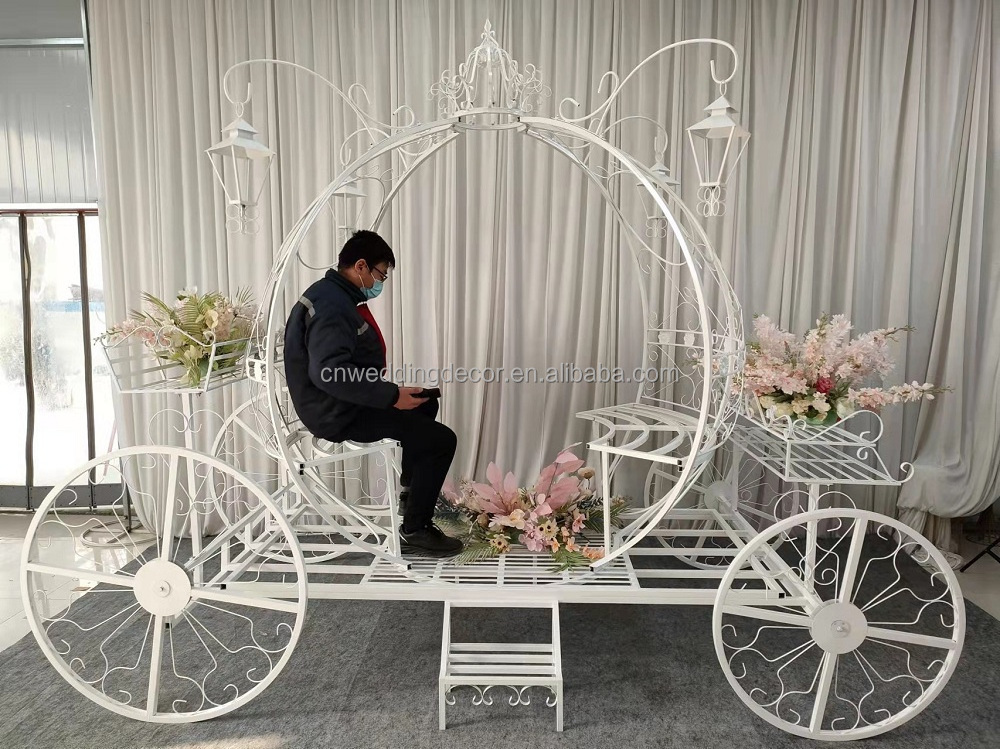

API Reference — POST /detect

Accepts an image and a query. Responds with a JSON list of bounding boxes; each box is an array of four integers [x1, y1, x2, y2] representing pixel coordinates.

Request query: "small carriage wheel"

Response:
[[21, 446, 308, 722], [650, 443, 773, 570], [713, 508, 964, 740], [209, 397, 343, 564]]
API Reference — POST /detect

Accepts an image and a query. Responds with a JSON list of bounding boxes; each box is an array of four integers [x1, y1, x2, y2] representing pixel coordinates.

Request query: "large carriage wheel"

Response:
[[21, 446, 307, 722], [713, 508, 964, 740]]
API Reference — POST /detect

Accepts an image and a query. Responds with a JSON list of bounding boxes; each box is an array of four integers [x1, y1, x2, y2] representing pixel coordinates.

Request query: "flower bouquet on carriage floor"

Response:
[[100, 287, 258, 388], [740, 313, 948, 427], [438, 448, 628, 570]]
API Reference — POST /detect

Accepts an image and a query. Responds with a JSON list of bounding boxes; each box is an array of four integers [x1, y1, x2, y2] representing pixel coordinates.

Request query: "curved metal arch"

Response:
[[262, 111, 719, 581]]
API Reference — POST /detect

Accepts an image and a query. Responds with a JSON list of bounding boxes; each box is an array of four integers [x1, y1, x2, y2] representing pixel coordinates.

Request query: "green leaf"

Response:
[[140, 291, 173, 318], [549, 548, 592, 572], [448, 542, 499, 566]]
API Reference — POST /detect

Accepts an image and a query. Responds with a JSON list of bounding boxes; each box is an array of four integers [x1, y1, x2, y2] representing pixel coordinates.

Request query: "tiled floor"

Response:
[[2, 512, 999, 656], [956, 534, 1000, 619], [0, 512, 153, 653]]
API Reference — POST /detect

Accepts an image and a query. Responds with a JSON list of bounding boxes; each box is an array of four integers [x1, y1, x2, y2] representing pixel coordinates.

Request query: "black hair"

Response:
[[337, 229, 396, 270]]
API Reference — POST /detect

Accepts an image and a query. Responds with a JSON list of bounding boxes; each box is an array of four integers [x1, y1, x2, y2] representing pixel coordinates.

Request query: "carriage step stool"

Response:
[[439, 601, 563, 731]]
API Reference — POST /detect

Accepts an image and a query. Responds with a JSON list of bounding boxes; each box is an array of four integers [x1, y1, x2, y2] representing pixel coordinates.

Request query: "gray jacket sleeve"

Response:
[[305, 300, 399, 409]]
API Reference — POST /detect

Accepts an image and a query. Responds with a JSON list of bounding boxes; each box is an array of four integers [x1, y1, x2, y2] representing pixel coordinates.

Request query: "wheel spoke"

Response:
[[160, 453, 180, 561], [183, 503, 269, 572], [234, 415, 270, 450], [146, 615, 165, 717], [722, 604, 812, 628], [865, 626, 958, 651], [25, 562, 137, 589], [809, 652, 837, 733], [837, 518, 867, 603]]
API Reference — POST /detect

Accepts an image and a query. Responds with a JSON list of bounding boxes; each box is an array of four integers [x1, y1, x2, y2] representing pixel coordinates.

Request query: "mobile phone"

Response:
[[418, 387, 442, 399]]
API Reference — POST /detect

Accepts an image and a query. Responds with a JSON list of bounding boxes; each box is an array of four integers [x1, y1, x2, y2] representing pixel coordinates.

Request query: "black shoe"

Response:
[[399, 523, 464, 558]]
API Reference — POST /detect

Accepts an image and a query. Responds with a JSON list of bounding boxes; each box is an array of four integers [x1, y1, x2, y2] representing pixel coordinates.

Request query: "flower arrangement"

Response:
[[741, 313, 946, 426], [440, 448, 627, 569], [102, 288, 257, 387]]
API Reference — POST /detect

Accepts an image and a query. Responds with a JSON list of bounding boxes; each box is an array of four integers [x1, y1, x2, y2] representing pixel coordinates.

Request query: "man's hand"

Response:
[[394, 386, 429, 410]]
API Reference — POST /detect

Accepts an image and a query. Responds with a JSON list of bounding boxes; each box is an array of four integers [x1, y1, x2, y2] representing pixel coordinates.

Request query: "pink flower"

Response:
[[467, 461, 521, 515], [814, 377, 834, 394], [441, 479, 461, 505], [520, 529, 546, 552], [493, 508, 527, 530], [545, 475, 581, 511], [532, 495, 554, 517]]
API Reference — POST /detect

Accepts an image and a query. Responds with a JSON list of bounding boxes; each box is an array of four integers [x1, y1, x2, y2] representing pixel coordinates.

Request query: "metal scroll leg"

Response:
[[181, 392, 203, 585], [551, 602, 564, 732], [600, 451, 612, 553], [438, 602, 451, 730], [384, 446, 401, 557], [804, 483, 821, 590]]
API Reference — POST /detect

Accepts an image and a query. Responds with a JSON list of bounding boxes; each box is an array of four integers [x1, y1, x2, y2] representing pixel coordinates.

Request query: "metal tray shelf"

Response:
[[730, 410, 908, 486], [102, 334, 252, 395]]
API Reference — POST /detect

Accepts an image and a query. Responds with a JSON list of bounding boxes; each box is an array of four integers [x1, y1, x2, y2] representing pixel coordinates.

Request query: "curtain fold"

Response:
[[86, 0, 999, 548]]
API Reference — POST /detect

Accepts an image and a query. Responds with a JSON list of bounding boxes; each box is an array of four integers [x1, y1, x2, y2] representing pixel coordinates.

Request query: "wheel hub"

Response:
[[704, 480, 734, 512], [810, 601, 868, 654], [133, 559, 192, 617]]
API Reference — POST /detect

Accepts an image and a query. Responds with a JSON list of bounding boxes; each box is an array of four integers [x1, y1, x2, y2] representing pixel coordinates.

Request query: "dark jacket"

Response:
[[284, 269, 399, 439]]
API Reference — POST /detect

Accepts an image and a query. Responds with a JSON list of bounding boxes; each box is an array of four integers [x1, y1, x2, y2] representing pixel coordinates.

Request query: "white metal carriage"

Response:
[[20, 23, 964, 741]]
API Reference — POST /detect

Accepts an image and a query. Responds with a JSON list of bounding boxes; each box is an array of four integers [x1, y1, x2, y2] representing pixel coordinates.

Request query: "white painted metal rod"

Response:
[[189, 587, 300, 613], [25, 562, 137, 589]]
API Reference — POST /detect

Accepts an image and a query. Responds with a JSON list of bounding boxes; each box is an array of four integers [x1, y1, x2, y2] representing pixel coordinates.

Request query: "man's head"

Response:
[[338, 230, 395, 297]]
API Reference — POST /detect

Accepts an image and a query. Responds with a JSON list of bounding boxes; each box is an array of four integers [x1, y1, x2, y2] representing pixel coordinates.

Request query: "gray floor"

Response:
[[1, 595, 999, 749]]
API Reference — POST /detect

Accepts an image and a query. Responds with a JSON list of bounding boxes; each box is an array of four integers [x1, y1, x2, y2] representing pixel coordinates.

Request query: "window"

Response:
[[1, 21, 110, 507], [0, 208, 116, 508]]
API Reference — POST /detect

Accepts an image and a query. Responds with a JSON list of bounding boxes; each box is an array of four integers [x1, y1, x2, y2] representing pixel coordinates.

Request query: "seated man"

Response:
[[283, 229, 463, 557]]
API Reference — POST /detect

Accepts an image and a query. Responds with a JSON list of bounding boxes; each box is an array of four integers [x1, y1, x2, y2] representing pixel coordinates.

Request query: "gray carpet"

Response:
[[1, 591, 999, 749]]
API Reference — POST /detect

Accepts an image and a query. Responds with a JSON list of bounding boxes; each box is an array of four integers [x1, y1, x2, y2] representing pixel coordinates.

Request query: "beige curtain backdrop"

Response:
[[86, 0, 999, 551]]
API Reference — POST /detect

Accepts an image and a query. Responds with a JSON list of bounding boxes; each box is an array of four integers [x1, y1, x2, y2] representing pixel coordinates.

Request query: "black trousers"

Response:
[[336, 399, 456, 530]]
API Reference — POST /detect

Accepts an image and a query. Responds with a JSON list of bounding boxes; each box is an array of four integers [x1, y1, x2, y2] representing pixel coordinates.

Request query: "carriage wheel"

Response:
[[713, 508, 964, 740], [659, 442, 772, 569], [21, 446, 307, 722], [214, 394, 400, 563]]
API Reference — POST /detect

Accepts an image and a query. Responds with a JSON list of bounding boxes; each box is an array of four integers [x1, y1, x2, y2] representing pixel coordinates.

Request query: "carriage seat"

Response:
[[575, 401, 718, 466]]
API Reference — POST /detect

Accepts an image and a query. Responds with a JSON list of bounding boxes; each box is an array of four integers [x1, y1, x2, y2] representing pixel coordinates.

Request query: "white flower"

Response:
[[773, 403, 794, 418], [835, 399, 856, 418], [791, 398, 812, 415], [683, 332, 696, 347], [810, 396, 831, 414]]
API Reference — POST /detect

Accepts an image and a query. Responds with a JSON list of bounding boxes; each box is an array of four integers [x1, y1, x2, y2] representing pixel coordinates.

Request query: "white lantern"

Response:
[[205, 117, 275, 234], [686, 94, 749, 217], [640, 131, 680, 239], [329, 179, 367, 239], [649, 159, 680, 187]]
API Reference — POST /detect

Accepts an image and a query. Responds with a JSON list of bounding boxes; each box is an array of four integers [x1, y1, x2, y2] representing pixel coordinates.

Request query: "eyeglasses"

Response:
[[371, 266, 390, 283]]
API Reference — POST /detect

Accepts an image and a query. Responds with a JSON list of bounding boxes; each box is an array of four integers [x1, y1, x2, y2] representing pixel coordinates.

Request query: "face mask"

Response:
[[361, 264, 384, 300]]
